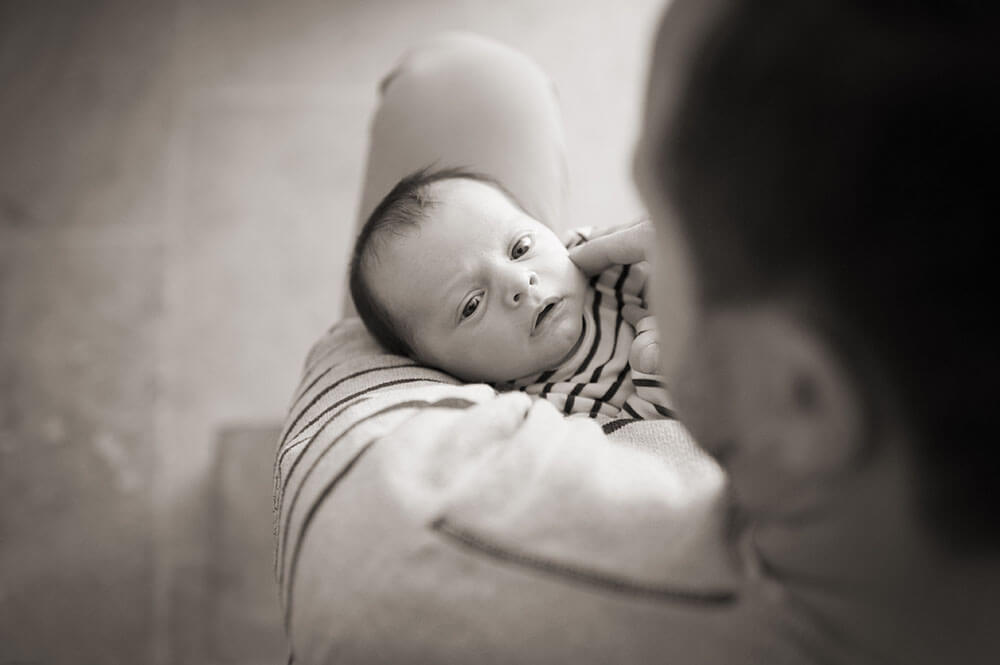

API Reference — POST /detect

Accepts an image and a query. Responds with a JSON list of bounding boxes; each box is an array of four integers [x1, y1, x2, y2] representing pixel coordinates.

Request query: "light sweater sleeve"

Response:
[[272, 319, 822, 665]]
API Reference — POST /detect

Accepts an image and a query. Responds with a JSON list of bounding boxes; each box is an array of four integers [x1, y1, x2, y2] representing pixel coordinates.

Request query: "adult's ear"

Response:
[[675, 303, 867, 520]]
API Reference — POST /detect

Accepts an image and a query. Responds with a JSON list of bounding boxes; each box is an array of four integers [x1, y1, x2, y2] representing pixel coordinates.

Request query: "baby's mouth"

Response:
[[531, 297, 563, 336]]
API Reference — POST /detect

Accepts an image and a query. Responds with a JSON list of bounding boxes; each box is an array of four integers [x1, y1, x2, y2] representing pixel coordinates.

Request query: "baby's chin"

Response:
[[530, 274, 588, 371], [546, 312, 586, 367], [503, 307, 585, 383]]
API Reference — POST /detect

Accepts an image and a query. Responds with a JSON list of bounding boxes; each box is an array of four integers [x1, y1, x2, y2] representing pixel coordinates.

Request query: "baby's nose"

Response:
[[509, 272, 538, 306]]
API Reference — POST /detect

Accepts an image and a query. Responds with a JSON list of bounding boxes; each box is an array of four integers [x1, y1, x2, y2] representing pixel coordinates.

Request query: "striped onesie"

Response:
[[497, 231, 673, 420]]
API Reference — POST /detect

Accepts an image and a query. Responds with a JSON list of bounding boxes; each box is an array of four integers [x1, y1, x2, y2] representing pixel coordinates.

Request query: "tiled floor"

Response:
[[0, 1, 665, 662]]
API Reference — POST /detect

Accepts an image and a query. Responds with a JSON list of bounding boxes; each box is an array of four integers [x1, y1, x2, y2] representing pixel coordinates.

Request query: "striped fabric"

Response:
[[273, 316, 722, 662], [504, 257, 674, 420]]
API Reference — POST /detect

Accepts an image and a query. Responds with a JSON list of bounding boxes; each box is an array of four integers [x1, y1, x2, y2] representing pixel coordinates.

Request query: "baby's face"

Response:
[[368, 178, 588, 383]]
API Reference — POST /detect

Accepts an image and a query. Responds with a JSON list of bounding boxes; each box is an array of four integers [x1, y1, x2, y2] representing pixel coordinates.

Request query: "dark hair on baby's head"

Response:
[[349, 166, 522, 358]]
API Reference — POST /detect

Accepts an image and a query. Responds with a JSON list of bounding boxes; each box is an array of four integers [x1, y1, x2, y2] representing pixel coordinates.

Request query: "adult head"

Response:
[[635, 0, 998, 659]]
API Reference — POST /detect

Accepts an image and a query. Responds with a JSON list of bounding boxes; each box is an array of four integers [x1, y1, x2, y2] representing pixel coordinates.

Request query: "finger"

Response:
[[629, 331, 661, 375], [634, 315, 658, 335], [568, 222, 654, 275], [569, 228, 648, 275], [638, 327, 661, 373], [466, 392, 532, 442], [622, 304, 649, 328], [638, 343, 660, 374], [584, 218, 649, 240], [384, 392, 533, 503], [422, 392, 532, 480], [508, 397, 566, 444]]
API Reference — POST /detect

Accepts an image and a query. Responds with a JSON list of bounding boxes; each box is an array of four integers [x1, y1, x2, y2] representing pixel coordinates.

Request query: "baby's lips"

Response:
[[530, 296, 561, 336]]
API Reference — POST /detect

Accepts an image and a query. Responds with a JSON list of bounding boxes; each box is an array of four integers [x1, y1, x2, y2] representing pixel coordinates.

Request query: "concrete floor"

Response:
[[0, 0, 665, 662]]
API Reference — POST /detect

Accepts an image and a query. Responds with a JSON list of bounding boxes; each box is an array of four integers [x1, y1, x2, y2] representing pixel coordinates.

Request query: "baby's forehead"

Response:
[[426, 175, 505, 199], [427, 179, 529, 234], [428, 177, 522, 215]]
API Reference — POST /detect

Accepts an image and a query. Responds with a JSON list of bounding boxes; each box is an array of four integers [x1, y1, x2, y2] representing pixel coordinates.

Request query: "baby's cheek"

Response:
[[486, 335, 529, 379], [563, 260, 588, 298]]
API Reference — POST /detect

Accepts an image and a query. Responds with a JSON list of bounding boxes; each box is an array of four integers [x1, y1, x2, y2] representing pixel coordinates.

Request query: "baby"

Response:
[[349, 167, 672, 420]]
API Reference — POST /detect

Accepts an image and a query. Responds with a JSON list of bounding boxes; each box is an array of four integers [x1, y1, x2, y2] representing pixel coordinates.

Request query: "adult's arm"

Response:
[[278, 33, 819, 664], [273, 320, 827, 665]]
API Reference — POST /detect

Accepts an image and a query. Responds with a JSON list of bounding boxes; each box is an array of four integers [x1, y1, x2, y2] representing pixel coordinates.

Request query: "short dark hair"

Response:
[[654, 1, 998, 548], [349, 166, 521, 359]]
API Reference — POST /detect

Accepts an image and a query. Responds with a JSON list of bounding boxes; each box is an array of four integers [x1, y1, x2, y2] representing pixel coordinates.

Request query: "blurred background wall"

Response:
[[0, 0, 664, 662]]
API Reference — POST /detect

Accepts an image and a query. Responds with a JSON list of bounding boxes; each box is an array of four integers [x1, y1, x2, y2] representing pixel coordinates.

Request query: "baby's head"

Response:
[[350, 167, 588, 383]]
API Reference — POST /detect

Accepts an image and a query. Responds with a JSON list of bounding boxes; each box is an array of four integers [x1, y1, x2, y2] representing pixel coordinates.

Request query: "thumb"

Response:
[[568, 221, 653, 275], [470, 392, 532, 441], [622, 304, 649, 328], [403, 392, 532, 492], [633, 340, 661, 375]]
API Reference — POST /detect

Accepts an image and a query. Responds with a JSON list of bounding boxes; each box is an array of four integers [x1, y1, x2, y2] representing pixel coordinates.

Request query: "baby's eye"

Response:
[[510, 235, 533, 259], [461, 294, 481, 319]]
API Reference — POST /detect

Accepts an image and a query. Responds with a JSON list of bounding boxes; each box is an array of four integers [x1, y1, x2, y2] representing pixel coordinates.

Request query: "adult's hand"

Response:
[[568, 218, 655, 276], [623, 304, 660, 374]]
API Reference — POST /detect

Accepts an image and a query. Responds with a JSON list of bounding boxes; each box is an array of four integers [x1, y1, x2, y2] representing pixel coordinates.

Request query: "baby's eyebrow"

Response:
[[441, 271, 469, 324], [443, 270, 465, 300]]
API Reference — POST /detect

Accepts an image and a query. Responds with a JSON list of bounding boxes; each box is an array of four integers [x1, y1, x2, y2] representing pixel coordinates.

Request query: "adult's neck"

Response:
[[748, 441, 1000, 664]]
